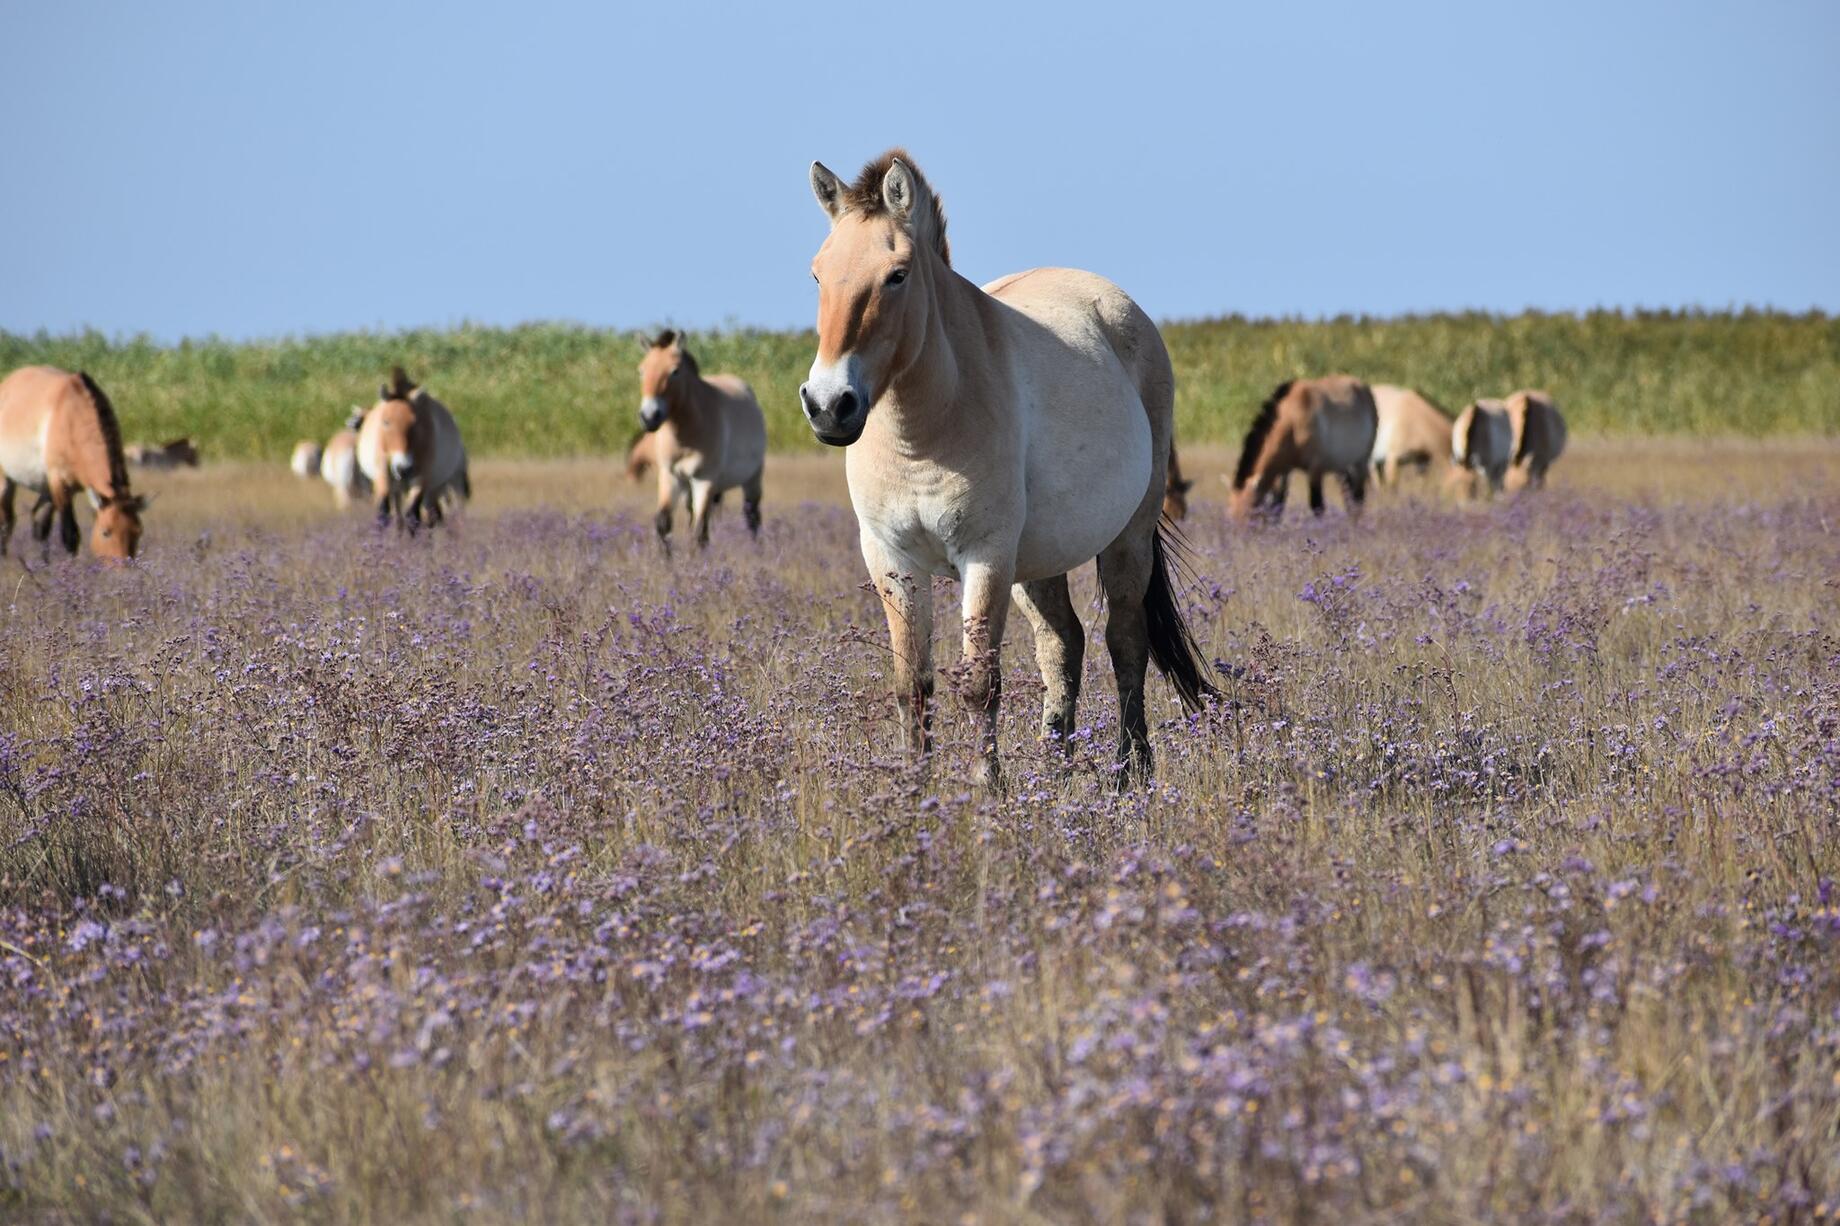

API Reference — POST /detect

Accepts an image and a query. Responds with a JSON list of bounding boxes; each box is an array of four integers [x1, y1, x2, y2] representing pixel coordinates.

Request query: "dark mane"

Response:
[[842, 148, 951, 266], [77, 372, 133, 499], [650, 330, 698, 374], [1233, 380, 1293, 490], [386, 366, 417, 401]]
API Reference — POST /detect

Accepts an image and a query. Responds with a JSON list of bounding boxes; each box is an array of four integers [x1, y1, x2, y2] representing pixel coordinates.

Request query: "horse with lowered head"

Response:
[[635, 330, 767, 551], [358, 368, 469, 530], [802, 150, 1218, 788], [0, 366, 149, 559], [1369, 384, 1453, 486], [1450, 398, 1516, 498], [1229, 376, 1378, 520], [1503, 389, 1567, 490]]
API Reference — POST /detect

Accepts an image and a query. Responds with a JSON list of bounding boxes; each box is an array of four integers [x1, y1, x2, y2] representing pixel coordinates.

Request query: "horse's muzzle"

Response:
[[639, 397, 668, 433], [800, 383, 865, 447]]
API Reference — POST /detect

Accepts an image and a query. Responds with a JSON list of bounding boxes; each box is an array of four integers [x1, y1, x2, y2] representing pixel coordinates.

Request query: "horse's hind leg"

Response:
[[1097, 531, 1156, 786], [742, 471, 763, 540], [30, 493, 54, 559], [0, 480, 14, 556], [1308, 473, 1326, 517], [1014, 574, 1084, 751], [55, 499, 80, 556]]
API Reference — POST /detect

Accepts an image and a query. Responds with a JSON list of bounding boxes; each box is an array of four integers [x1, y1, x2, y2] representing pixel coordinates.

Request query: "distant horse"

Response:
[[1450, 398, 1515, 497], [357, 369, 469, 530], [127, 438, 200, 470], [1369, 384, 1453, 485], [0, 366, 148, 559], [624, 429, 656, 482], [802, 149, 1217, 787], [319, 409, 370, 508], [636, 330, 766, 550], [1228, 376, 1378, 520], [1163, 443, 1195, 520], [1504, 389, 1567, 490], [290, 440, 323, 478]]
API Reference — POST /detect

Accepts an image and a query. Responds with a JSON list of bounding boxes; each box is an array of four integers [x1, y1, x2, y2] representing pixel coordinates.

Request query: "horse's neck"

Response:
[[877, 266, 984, 451], [63, 398, 128, 499], [668, 376, 717, 448]]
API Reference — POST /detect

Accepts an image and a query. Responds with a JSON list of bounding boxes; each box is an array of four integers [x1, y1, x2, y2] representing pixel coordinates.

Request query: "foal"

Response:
[[1450, 399, 1515, 497]]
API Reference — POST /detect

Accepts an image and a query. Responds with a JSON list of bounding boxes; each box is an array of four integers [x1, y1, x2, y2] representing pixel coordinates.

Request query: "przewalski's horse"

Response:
[[624, 429, 657, 482], [290, 440, 323, 478], [127, 438, 200, 470], [1450, 398, 1515, 497], [635, 330, 767, 551], [802, 150, 1218, 787], [1163, 443, 1195, 520], [0, 366, 148, 560], [320, 409, 370, 508], [358, 369, 469, 530], [1369, 384, 1454, 485], [1504, 389, 1567, 490], [1228, 376, 1378, 520]]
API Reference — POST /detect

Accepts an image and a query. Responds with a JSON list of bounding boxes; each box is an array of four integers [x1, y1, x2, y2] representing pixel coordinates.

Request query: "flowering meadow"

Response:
[[2, 448, 1837, 1222]]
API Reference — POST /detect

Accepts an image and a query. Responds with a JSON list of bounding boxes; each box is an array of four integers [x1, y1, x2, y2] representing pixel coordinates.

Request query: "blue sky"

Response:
[[3, 1, 1835, 341]]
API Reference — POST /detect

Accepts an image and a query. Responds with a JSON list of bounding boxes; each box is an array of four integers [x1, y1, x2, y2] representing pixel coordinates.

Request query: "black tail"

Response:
[[1145, 526, 1221, 713]]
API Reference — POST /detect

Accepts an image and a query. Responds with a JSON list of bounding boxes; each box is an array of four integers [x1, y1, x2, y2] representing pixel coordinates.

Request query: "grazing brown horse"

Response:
[[357, 368, 469, 530], [802, 149, 1217, 787], [0, 366, 148, 559], [1504, 389, 1567, 490], [636, 330, 767, 550], [127, 438, 200, 469], [1228, 376, 1378, 520], [1163, 443, 1195, 520], [1368, 384, 1453, 485], [1450, 398, 1515, 498]]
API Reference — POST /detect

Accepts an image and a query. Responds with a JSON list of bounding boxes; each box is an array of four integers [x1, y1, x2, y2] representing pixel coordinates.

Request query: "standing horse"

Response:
[[358, 368, 469, 530], [802, 150, 1217, 787], [1369, 384, 1453, 485], [290, 440, 323, 478], [0, 366, 148, 559], [635, 330, 767, 551], [1450, 398, 1515, 497], [1163, 443, 1195, 520], [1504, 389, 1567, 490], [1228, 376, 1377, 520], [319, 409, 370, 508]]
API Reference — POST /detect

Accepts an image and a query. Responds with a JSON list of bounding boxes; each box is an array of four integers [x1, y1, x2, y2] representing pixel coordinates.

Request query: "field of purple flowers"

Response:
[[3, 449, 1838, 1222]]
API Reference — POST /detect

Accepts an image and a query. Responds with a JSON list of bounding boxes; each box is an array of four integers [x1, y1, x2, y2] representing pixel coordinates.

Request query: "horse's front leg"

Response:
[[864, 542, 935, 759], [0, 479, 15, 557], [30, 492, 55, 560], [959, 560, 1013, 792], [689, 479, 715, 548]]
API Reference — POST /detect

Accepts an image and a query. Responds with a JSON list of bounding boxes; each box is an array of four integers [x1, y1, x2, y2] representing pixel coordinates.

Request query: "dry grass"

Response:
[[2, 441, 1837, 1222]]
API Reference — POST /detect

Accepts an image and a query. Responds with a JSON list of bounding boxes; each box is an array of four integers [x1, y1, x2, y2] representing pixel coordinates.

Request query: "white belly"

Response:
[[0, 420, 51, 492]]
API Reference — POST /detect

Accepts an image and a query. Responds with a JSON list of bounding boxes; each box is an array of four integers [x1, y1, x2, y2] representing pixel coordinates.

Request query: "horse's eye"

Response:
[[101, 529, 112, 538], [886, 268, 908, 286]]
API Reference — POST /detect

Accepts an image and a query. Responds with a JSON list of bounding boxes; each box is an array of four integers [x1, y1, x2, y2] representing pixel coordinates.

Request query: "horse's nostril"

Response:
[[799, 385, 819, 419], [835, 390, 859, 419]]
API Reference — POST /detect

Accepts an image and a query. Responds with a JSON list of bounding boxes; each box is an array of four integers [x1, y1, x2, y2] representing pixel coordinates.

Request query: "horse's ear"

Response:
[[1175, 477, 1196, 494], [670, 330, 686, 352], [379, 382, 392, 402], [881, 158, 918, 223], [87, 489, 105, 510], [811, 161, 844, 222]]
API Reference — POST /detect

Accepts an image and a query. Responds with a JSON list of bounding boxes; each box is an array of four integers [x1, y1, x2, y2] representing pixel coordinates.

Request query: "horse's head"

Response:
[[637, 331, 694, 432], [91, 492, 147, 559], [801, 150, 949, 446], [371, 369, 427, 487]]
